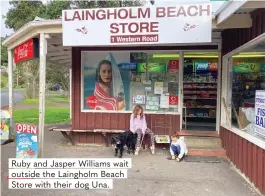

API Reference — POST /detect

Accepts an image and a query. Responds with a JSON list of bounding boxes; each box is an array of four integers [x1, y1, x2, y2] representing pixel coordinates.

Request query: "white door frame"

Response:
[[180, 48, 221, 132]]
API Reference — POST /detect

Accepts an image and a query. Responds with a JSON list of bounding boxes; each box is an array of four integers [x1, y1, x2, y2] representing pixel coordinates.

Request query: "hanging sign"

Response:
[[16, 123, 38, 158], [0, 110, 10, 144], [62, 4, 212, 46], [14, 38, 39, 63], [255, 91, 265, 138]]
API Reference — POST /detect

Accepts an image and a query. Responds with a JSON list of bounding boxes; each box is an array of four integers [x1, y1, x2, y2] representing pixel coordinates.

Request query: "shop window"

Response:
[[229, 52, 265, 141], [81, 51, 179, 113]]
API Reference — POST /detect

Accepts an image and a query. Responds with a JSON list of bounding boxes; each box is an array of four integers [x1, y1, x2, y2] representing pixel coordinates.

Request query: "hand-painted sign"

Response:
[[0, 110, 10, 144], [62, 4, 212, 46], [14, 38, 39, 63], [16, 123, 38, 158]]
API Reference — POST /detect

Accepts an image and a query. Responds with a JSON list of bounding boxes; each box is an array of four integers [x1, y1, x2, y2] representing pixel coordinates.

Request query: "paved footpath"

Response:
[[1, 125, 261, 196]]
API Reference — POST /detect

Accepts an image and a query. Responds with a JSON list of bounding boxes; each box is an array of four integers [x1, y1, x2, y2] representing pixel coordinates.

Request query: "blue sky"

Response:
[[0, 0, 226, 37]]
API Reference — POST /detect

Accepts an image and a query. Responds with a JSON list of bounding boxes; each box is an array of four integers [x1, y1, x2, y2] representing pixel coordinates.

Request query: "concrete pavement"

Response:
[[1, 126, 261, 196]]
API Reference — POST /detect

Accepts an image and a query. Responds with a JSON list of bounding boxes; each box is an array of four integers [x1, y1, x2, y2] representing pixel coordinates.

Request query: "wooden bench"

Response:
[[49, 127, 125, 146]]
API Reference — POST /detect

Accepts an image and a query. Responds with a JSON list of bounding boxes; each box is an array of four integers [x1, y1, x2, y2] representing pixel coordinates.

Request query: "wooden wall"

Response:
[[220, 127, 265, 195], [222, 8, 265, 55]]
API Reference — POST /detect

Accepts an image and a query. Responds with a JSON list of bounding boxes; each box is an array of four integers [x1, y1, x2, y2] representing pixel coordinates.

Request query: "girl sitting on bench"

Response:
[[130, 105, 155, 155]]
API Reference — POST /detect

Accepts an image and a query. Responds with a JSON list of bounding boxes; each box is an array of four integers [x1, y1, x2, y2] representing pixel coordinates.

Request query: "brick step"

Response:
[[188, 148, 226, 157]]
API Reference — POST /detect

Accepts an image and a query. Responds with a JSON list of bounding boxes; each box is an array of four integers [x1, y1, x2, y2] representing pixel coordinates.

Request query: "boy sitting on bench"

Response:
[[169, 132, 188, 162]]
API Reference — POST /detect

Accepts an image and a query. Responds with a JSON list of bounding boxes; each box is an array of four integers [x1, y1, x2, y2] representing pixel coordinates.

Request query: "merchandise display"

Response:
[[183, 60, 218, 130], [231, 61, 265, 125]]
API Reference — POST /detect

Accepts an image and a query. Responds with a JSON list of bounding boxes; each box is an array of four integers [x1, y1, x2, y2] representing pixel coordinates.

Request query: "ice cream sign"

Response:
[[16, 123, 38, 158], [195, 62, 218, 71]]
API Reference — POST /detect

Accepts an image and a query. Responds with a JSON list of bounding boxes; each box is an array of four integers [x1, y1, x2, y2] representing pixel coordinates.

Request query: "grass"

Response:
[[13, 107, 70, 124], [21, 98, 54, 104], [51, 95, 69, 102]]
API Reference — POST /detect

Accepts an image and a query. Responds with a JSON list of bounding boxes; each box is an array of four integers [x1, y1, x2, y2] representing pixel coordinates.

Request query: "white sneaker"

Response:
[[150, 146, 155, 154], [134, 147, 140, 155]]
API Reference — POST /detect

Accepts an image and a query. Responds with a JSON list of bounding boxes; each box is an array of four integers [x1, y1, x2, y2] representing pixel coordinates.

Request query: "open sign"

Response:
[[16, 123, 38, 134]]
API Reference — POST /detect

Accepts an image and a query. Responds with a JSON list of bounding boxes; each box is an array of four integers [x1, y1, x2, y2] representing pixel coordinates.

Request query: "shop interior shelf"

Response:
[[183, 82, 217, 84], [185, 107, 216, 109], [184, 98, 217, 100], [186, 116, 216, 118]]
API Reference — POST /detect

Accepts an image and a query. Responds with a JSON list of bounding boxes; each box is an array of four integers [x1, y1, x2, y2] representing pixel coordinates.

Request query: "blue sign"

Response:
[[16, 123, 38, 158], [195, 62, 209, 71], [118, 62, 136, 70]]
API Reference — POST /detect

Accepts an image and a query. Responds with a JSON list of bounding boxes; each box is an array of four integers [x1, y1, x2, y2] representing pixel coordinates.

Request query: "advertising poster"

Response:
[[154, 82, 163, 94], [0, 110, 10, 144], [16, 123, 38, 158], [168, 60, 179, 73], [232, 62, 260, 73], [255, 91, 265, 138], [83, 52, 130, 111], [136, 63, 167, 73]]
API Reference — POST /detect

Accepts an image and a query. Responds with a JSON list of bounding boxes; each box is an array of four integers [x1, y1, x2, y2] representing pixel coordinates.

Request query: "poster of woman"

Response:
[[83, 52, 128, 111]]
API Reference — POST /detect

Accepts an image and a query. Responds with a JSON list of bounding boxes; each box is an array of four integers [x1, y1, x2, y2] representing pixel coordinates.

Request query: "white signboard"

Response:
[[255, 90, 265, 138], [62, 4, 212, 46]]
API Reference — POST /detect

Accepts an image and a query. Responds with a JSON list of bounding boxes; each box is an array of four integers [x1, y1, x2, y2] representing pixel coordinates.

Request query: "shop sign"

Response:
[[16, 123, 38, 158], [254, 91, 265, 138], [209, 62, 218, 71], [137, 62, 167, 73], [168, 60, 179, 73], [195, 62, 208, 71], [169, 95, 178, 105], [14, 38, 39, 64], [0, 110, 10, 144], [232, 63, 260, 73], [118, 62, 137, 70], [62, 4, 212, 46]]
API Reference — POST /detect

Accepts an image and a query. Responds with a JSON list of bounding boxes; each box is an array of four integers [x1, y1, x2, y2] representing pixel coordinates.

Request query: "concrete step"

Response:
[[183, 136, 222, 149]]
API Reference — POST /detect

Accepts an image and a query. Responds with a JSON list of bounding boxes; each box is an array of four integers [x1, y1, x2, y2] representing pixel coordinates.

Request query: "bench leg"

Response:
[[61, 131, 75, 145]]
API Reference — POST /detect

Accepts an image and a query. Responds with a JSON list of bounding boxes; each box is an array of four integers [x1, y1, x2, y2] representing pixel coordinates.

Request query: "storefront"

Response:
[[2, 2, 265, 192], [220, 8, 265, 195]]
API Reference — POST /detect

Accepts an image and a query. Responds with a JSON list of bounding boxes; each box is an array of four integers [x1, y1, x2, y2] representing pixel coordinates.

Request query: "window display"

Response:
[[82, 51, 179, 112], [230, 55, 265, 140]]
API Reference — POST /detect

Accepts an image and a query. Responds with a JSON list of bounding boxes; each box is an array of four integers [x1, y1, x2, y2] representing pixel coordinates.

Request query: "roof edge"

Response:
[[2, 19, 62, 47]]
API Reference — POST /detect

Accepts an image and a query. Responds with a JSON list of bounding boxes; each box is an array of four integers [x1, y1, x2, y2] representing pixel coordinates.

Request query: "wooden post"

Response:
[[38, 33, 47, 158], [8, 50, 14, 139]]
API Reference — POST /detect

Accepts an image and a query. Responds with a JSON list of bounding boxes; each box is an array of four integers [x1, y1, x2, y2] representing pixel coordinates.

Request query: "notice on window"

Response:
[[255, 90, 265, 138], [160, 94, 169, 108], [154, 82, 163, 94]]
